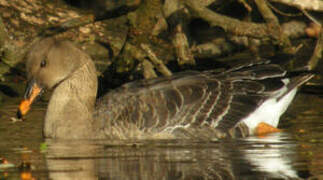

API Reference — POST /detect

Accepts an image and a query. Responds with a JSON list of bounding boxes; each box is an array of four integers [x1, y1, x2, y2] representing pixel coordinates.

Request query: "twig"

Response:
[[266, 1, 303, 17], [300, 9, 321, 26], [152, 17, 168, 36], [238, 0, 252, 12], [141, 59, 157, 79], [308, 28, 323, 70], [140, 43, 172, 77], [255, 0, 280, 25], [172, 24, 195, 65]]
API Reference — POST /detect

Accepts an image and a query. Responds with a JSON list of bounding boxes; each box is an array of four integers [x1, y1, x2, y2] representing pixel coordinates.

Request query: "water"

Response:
[[0, 93, 322, 180]]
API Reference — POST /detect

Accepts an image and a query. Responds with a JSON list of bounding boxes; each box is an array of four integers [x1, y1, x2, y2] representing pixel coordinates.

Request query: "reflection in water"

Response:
[[44, 133, 310, 180], [241, 133, 306, 179], [45, 140, 97, 180]]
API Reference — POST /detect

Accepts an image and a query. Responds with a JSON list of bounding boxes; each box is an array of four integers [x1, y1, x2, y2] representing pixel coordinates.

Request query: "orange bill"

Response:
[[17, 81, 43, 119]]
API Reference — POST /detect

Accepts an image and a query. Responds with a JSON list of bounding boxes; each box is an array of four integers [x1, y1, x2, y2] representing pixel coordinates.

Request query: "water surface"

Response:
[[0, 93, 322, 179]]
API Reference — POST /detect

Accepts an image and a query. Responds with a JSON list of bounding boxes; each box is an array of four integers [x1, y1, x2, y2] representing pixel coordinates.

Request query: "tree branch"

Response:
[[141, 44, 172, 76], [270, 0, 323, 12], [255, 0, 292, 48], [184, 0, 270, 39], [308, 28, 323, 70]]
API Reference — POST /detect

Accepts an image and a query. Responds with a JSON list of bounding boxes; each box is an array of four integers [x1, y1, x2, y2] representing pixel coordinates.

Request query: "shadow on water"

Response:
[[0, 93, 322, 179]]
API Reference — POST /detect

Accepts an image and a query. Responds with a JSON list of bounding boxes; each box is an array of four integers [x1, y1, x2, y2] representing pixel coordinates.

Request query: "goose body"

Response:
[[17, 38, 313, 140]]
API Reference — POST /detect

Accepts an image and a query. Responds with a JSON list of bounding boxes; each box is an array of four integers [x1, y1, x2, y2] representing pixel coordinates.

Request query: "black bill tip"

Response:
[[17, 109, 23, 119]]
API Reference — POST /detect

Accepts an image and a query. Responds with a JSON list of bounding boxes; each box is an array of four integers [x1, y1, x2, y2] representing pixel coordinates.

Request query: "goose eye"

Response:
[[40, 60, 46, 68]]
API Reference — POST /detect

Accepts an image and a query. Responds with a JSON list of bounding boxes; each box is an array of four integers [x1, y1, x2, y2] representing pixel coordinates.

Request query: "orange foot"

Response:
[[255, 122, 281, 137]]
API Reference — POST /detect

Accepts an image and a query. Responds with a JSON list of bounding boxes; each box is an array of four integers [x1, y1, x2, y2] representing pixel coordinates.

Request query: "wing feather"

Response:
[[94, 60, 312, 139]]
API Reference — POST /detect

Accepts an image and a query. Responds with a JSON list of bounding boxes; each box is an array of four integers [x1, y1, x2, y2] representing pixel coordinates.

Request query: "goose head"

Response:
[[17, 37, 98, 139], [27, 38, 84, 89]]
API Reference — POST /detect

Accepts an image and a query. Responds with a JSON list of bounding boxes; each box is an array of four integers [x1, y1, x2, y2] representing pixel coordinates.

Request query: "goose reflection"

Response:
[[44, 132, 310, 180]]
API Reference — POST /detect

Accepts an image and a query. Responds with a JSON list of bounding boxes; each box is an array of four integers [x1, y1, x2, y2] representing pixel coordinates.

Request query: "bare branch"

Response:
[[141, 59, 157, 79], [255, 0, 292, 47], [184, 0, 270, 39], [270, 0, 323, 12], [141, 44, 172, 77], [308, 29, 323, 70], [172, 24, 195, 65]]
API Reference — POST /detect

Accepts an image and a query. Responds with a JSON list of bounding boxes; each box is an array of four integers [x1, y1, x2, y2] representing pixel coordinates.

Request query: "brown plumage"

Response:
[[17, 37, 313, 140]]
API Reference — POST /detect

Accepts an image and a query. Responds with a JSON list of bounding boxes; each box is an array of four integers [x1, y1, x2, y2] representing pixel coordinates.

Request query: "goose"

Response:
[[17, 37, 313, 140]]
